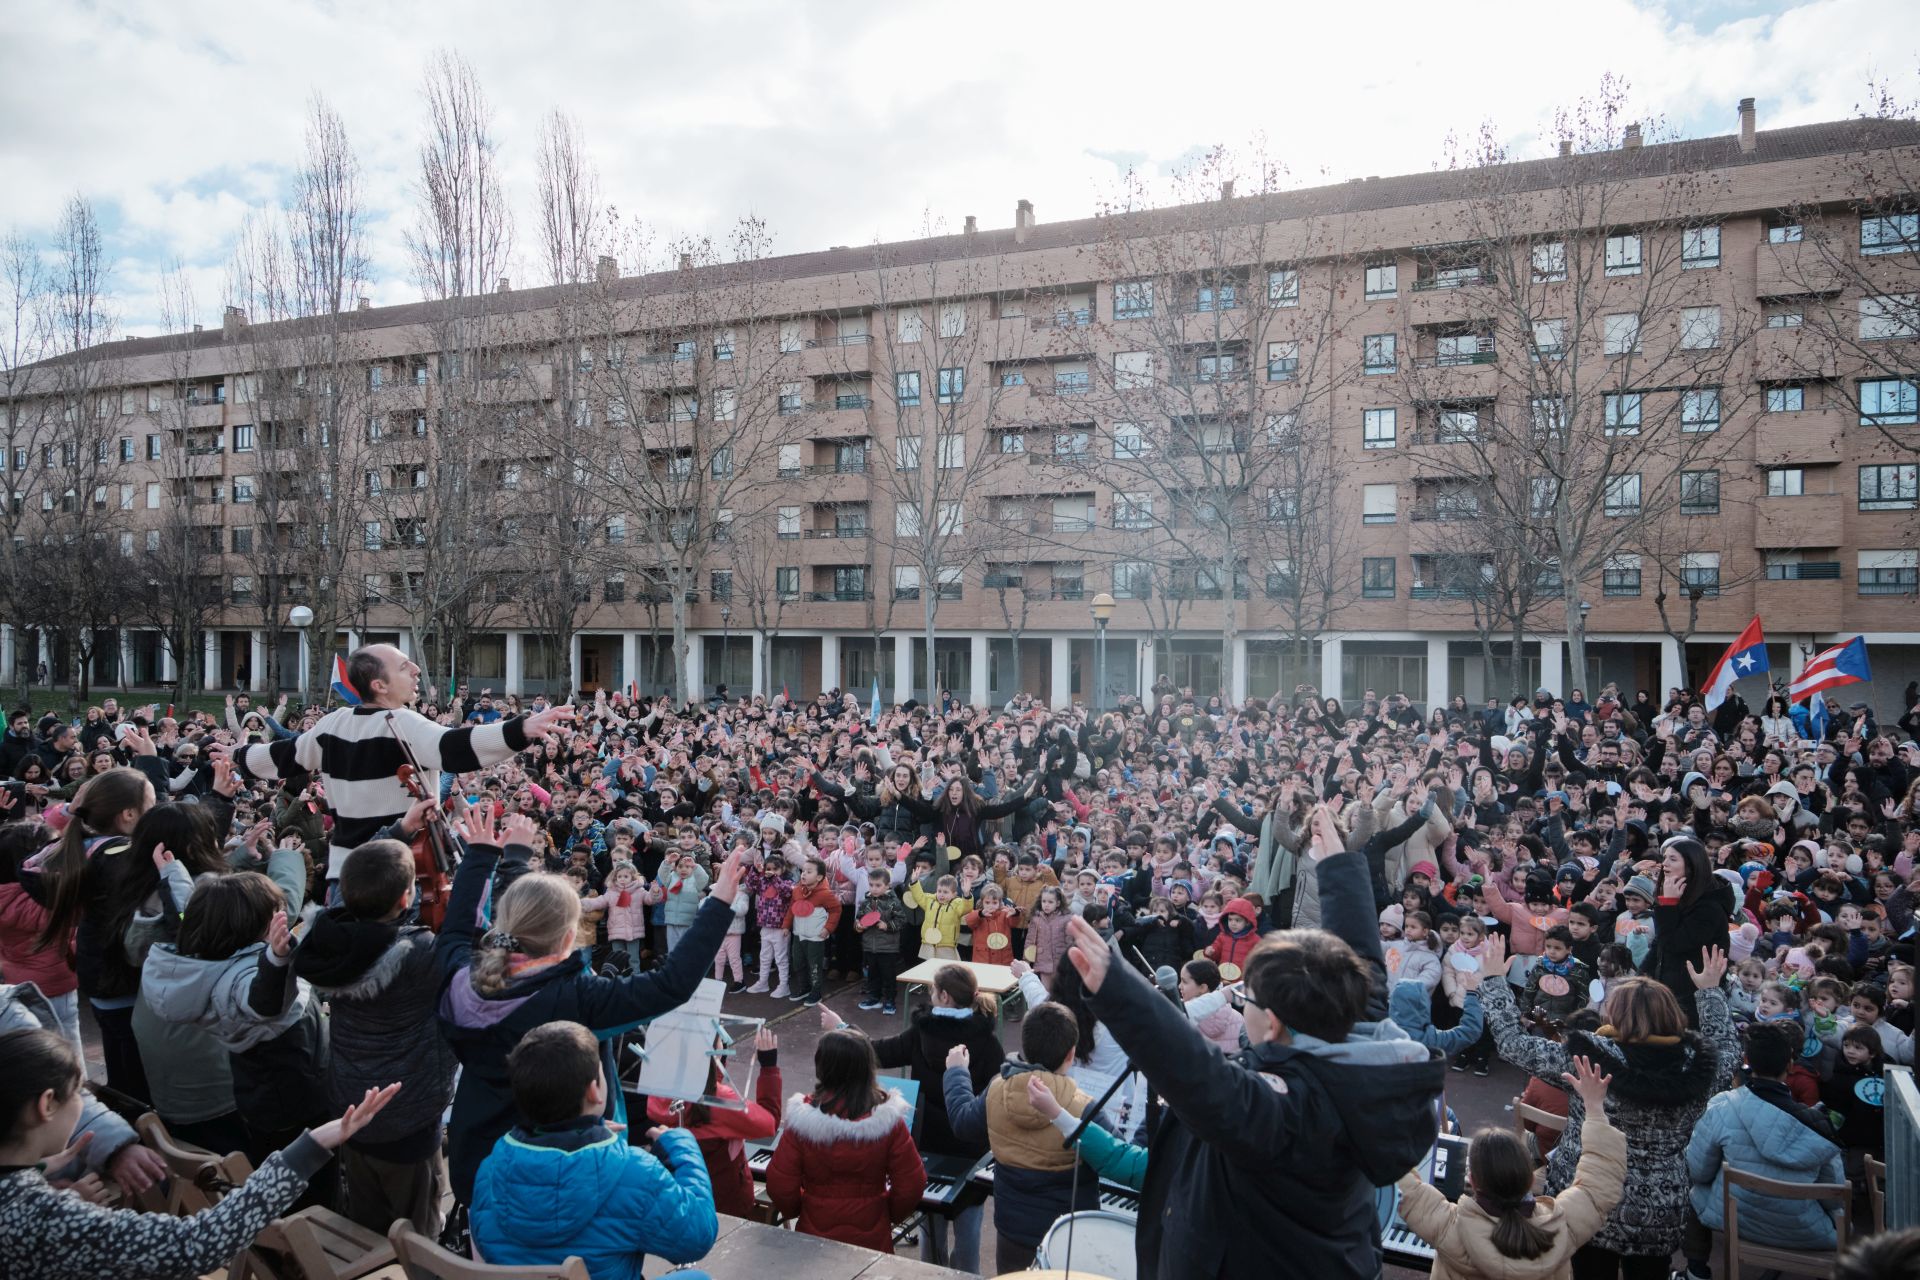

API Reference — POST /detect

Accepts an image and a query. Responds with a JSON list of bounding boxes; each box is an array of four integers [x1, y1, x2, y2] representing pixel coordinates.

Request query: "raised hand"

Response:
[[945, 1045, 970, 1071], [152, 842, 175, 874], [710, 847, 747, 904], [311, 1083, 403, 1151], [1561, 1054, 1613, 1114], [1480, 933, 1508, 977], [267, 910, 292, 958], [453, 807, 505, 849], [1064, 914, 1112, 993], [1687, 945, 1728, 991], [500, 812, 541, 848]]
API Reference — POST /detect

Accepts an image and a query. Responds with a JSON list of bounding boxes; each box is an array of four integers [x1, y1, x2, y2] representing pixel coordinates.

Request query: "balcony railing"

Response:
[[1037, 375, 1093, 397], [1413, 350, 1497, 368], [1860, 576, 1918, 596], [1031, 308, 1092, 329], [185, 444, 225, 456], [1050, 516, 1096, 533], [804, 527, 871, 540], [1026, 450, 1090, 465], [805, 461, 868, 476], [1411, 268, 1491, 291], [1767, 561, 1841, 580], [806, 589, 873, 602], [1409, 585, 1475, 599], [1411, 502, 1481, 522], [831, 394, 872, 411], [806, 333, 872, 349]]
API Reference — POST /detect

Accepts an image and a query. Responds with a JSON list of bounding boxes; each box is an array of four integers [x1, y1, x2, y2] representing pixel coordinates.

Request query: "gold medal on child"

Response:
[[1024, 944, 1038, 961]]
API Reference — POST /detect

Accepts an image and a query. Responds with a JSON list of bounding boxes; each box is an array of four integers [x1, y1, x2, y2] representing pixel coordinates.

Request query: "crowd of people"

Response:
[[3, 643, 1920, 1279]]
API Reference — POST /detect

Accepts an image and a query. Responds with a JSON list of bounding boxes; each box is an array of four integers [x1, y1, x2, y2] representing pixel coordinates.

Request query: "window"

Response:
[[936, 367, 965, 404], [1680, 469, 1720, 514], [997, 430, 1026, 454], [1113, 561, 1151, 599], [895, 371, 921, 406], [1114, 492, 1153, 529], [1532, 318, 1567, 359], [1604, 233, 1642, 276], [710, 446, 733, 477], [777, 506, 800, 539], [145, 481, 160, 508], [895, 435, 922, 470], [778, 321, 802, 354], [1362, 557, 1396, 598], [1363, 334, 1396, 373], [1603, 313, 1641, 355], [938, 302, 966, 338], [118, 531, 133, 557], [147, 434, 162, 460], [1051, 429, 1088, 457], [1265, 487, 1298, 521], [1604, 473, 1642, 515], [1363, 261, 1397, 299], [231, 526, 253, 554], [1196, 353, 1238, 382], [897, 309, 925, 343], [1767, 384, 1805, 413], [1530, 396, 1568, 438], [936, 434, 965, 469], [1767, 467, 1806, 497], [144, 528, 159, 552], [1861, 213, 1919, 256], [1604, 392, 1643, 435], [1362, 483, 1396, 524], [1437, 408, 1480, 442], [778, 381, 805, 415], [1860, 295, 1920, 341], [232, 423, 254, 452], [1362, 408, 1397, 449], [233, 475, 254, 503], [892, 566, 921, 600], [1267, 267, 1299, 306], [776, 567, 799, 601], [363, 521, 382, 551], [606, 515, 627, 544], [1113, 422, 1146, 458], [1769, 222, 1804, 243], [231, 575, 253, 601], [1861, 378, 1919, 425], [1681, 388, 1721, 433], [1114, 279, 1154, 319], [1682, 225, 1721, 268], [118, 484, 132, 510], [1603, 554, 1642, 596], [1860, 549, 1918, 594], [1681, 552, 1721, 595], [1530, 475, 1560, 517], [1767, 305, 1803, 329], [936, 501, 964, 535], [1679, 306, 1721, 349], [1531, 241, 1567, 283], [1113, 351, 1153, 389], [1264, 411, 1299, 447], [1860, 464, 1919, 510], [1264, 559, 1296, 598], [713, 330, 734, 361], [117, 437, 133, 462], [365, 469, 381, 496]]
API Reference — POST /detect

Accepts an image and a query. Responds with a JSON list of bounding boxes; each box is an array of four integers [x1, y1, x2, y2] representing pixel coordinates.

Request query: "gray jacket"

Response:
[[0, 983, 138, 1178]]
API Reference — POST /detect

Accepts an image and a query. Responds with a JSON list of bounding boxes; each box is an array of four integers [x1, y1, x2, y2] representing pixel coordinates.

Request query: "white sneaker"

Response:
[[744, 981, 769, 994], [769, 985, 790, 999]]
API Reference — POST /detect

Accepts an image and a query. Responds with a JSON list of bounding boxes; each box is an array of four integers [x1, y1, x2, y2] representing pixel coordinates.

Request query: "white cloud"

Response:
[[2, 0, 1915, 334]]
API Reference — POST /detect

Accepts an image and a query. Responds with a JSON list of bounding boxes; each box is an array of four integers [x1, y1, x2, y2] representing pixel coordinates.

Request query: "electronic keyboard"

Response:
[[970, 1156, 1142, 1219], [1382, 1220, 1435, 1266], [747, 1144, 986, 1214]]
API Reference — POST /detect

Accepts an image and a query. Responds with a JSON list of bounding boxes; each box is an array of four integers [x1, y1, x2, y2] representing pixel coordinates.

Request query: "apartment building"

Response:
[[8, 103, 1920, 712]]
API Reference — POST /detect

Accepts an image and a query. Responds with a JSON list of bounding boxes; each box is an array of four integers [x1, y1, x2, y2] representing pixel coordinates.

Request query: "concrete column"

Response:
[[395, 630, 412, 660], [249, 631, 267, 692], [37, 629, 50, 674], [118, 629, 133, 688], [2, 626, 15, 685], [1425, 637, 1449, 714], [570, 633, 583, 696], [1050, 635, 1073, 709], [892, 633, 913, 704], [1229, 636, 1249, 705], [1137, 636, 1156, 702], [819, 633, 840, 696], [1538, 638, 1564, 699], [683, 632, 705, 702], [1658, 636, 1685, 699], [296, 630, 311, 700], [750, 631, 767, 697], [505, 631, 525, 696], [968, 633, 990, 707], [1788, 641, 1808, 683], [1320, 636, 1344, 702], [203, 631, 220, 690], [621, 632, 638, 695], [159, 636, 176, 684]]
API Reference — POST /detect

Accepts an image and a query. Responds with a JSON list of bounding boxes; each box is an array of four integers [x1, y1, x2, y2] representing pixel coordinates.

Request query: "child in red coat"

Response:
[[1205, 896, 1260, 977], [964, 883, 1023, 966], [646, 1027, 782, 1219], [765, 1027, 926, 1251]]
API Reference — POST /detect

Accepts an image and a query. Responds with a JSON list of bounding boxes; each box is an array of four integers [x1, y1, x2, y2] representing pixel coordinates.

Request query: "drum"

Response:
[[1033, 1209, 1136, 1279]]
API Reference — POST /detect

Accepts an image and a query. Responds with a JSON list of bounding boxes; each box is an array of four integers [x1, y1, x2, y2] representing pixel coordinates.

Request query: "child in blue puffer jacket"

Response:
[[1386, 975, 1486, 1061], [471, 1020, 715, 1280]]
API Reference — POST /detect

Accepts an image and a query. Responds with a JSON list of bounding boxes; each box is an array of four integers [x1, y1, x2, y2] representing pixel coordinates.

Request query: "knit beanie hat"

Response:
[[1625, 874, 1659, 903]]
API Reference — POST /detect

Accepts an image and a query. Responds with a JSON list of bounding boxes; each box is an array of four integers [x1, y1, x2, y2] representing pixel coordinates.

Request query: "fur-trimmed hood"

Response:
[[779, 1089, 912, 1145], [1564, 1026, 1719, 1106]]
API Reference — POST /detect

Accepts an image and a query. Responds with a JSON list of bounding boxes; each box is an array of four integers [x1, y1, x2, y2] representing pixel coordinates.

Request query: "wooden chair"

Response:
[[1865, 1155, 1887, 1235], [129, 1112, 254, 1217], [1511, 1096, 1568, 1138], [236, 1208, 398, 1280], [1722, 1164, 1851, 1280], [386, 1222, 590, 1280]]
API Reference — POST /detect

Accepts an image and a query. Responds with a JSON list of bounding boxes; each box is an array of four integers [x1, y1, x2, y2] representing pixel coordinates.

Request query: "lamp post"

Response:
[[1089, 592, 1115, 713], [287, 605, 314, 703], [1576, 599, 1592, 692], [720, 605, 732, 698]]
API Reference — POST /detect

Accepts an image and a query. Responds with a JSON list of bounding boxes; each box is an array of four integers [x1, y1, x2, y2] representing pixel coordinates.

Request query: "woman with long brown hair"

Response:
[[929, 772, 1038, 858]]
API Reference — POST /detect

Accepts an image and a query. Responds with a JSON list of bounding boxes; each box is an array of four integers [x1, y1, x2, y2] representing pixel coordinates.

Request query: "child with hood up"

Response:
[[1204, 896, 1260, 976]]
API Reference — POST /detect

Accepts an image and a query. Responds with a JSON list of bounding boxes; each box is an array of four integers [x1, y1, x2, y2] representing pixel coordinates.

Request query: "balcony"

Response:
[[1753, 408, 1847, 466], [1411, 349, 1496, 369], [1766, 561, 1841, 580], [1756, 571, 1842, 618], [1755, 239, 1841, 297], [806, 333, 872, 350], [800, 335, 871, 376], [185, 449, 226, 477], [187, 401, 226, 429], [1410, 503, 1481, 523], [1754, 326, 1840, 381], [1034, 374, 1094, 399], [804, 461, 868, 476], [1408, 585, 1474, 599], [805, 589, 873, 603], [1031, 308, 1092, 329], [1408, 280, 1490, 328], [1754, 492, 1844, 547], [1027, 449, 1092, 468], [803, 527, 871, 540], [805, 400, 873, 439]]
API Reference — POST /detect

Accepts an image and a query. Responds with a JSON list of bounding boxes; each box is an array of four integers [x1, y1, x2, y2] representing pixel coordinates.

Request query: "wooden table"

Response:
[[697, 1214, 975, 1278], [894, 958, 1021, 1028]]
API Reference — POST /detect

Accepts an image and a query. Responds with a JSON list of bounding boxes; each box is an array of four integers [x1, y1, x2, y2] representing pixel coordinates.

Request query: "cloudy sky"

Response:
[[3, 0, 1917, 337]]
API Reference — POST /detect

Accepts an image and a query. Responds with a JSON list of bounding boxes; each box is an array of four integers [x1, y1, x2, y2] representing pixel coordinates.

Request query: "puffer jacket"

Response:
[[469, 1120, 717, 1280], [660, 863, 710, 927], [1383, 940, 1443, 993], [1184, 988, 1246, 1054], [1388, 980, 1484, 1059], [1026, 907, 1072, 974], [1687, 1082, 1845, 1249], [764, 1092, 925, 1252], [1397, 1116, 1628, 1280], [583, 879, 653, 942], [292, 910, 456, 1159], [869, 1006, 1005, 1157], [0, 879, 74, 996], [944, 1060, 1098, 1246], [1205, 902, 1260, 973], [1483, 977, 1737, 1257]]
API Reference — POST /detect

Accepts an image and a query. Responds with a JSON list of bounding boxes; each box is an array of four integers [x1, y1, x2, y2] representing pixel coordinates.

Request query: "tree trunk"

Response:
[[922, 589, 937, 707], [669, 592, 690, 706], [1563, 586, 1586, 701], [1218, 542, 1237, 704]]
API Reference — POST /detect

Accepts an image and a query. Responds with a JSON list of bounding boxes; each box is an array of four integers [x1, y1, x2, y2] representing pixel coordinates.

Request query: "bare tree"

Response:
[[0, 229, 55, 657]]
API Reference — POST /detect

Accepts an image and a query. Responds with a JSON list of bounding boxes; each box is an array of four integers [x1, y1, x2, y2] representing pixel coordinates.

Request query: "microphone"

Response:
[[1153, 965, 1182, 1005]]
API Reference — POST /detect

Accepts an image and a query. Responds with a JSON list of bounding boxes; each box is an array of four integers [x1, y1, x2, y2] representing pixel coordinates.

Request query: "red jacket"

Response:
[[1206, 899, 1261, 973], [783, 883, 843, 939], [0, 881, 74, 997], [646, 1062, 783, 1219], [765, 1090, 925, 1252], [964, 905, 1022, 965]]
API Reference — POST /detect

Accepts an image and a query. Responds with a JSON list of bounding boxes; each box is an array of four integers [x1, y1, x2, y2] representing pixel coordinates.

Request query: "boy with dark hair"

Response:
[[291, 837, 455, 1235], [785, 856, 843, 1007], [1520, 925, 1596, 1028], [470, 1021, 717, 1278], [943, 1001, 1097, 1273], [856, 867, 912, 1014]]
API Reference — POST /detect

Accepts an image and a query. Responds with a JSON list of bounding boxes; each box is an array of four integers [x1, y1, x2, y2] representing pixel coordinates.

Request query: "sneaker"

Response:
[[803, 994, 822, 1006], [744, 981, 769, 995], [858, 998, 884, 1011], [768, 985, 789, 999], [1449, 1060, 1470, 1073], [1473, 1062, 1492, 1077], [788, 989, 810, 1001], [882, 1002, 897, 1016]]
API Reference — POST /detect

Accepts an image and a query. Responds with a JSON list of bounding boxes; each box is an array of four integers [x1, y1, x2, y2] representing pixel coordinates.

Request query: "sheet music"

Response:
[[632, 978, 765, 1105]]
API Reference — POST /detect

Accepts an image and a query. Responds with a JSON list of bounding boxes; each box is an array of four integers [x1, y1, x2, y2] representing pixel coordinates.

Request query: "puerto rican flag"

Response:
[[330, 654, 362, 706], [1702, 617, 1768, 711], [1789, 636, 1871, 702]]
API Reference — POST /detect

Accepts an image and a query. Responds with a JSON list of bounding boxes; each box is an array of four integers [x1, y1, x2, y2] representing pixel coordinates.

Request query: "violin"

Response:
[[389, 715, 457, 930]]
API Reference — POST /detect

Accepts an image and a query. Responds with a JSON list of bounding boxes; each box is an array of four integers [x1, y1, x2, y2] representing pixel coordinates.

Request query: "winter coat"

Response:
[[1118, 908, 1195, 974], [1087, 848, 1447, 1280], [1522, 957, 1597, 1026], [1396, 1116, 1627, 1280], [996, 866, 1059, 919], [857, 890, 912, 954], [764, 1092, 926, 1252], [869, 1006, 1005, 1157], [944, 1061, 1098, 1247], [1647, 878, 1737, 1026], [903, 880, 970, 951], [963, 904, 1022, 964], [784, 881, 842, 941], [1482, 976, 1736, 1257], [1016, 969, 1144, 1141], [1484, 889, 1569, 957], [646, 1055, 781, 1219], [1380, 797, 1452, 898], [1389, 980, 1485, 1059], [1184, 988, 1247, 1053], [584, 880, 653, 942], [1687, 1082, 1845, 1249], [1383, 940, 1443, 993], [1206, 908, 1261, 973], [436, 839, 732, 1203], [742, 865, 794, 931], [0, 879, 74, 995], [470, 1121, 717, 1280], [292, 910, 457, 1158], [660, 863, 710, 927], [1025, 907, 1072, 974]]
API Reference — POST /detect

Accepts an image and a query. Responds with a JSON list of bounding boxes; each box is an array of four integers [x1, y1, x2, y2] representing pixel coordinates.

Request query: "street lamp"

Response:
[[287, 605, 314, 702], [1089, 592, 1115, 712]]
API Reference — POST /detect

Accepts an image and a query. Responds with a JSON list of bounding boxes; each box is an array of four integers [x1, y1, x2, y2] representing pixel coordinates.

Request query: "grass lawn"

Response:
[[0, 687, 245, 717]]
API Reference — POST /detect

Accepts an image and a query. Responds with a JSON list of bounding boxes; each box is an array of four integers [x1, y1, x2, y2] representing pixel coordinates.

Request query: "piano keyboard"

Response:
[[969, 1157, 1141, 1220], [1382, 1220, 1436, 1265]]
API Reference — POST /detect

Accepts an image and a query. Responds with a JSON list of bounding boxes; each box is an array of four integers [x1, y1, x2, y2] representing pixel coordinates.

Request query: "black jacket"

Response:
[[1088, 848, 1446, 1280], [869, 1006, 1005, 1158], [1646, 877, 1735, 1026]]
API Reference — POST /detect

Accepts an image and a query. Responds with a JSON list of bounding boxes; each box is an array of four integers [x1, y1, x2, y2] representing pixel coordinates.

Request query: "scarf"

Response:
[[616, 889, 633, 908], [1537, 954, 1576, 978]]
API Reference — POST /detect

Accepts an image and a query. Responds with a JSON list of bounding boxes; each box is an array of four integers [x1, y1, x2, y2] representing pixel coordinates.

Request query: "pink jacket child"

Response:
[[582, 861, 659, 943], [1024, 893, 1073, 979], [1483, 877, 1569, 957], [1183, 988, 1246, 1054]]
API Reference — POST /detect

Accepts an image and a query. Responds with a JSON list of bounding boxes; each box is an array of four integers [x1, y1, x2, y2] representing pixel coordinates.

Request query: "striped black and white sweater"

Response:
[[236, 704, 531, 876]]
